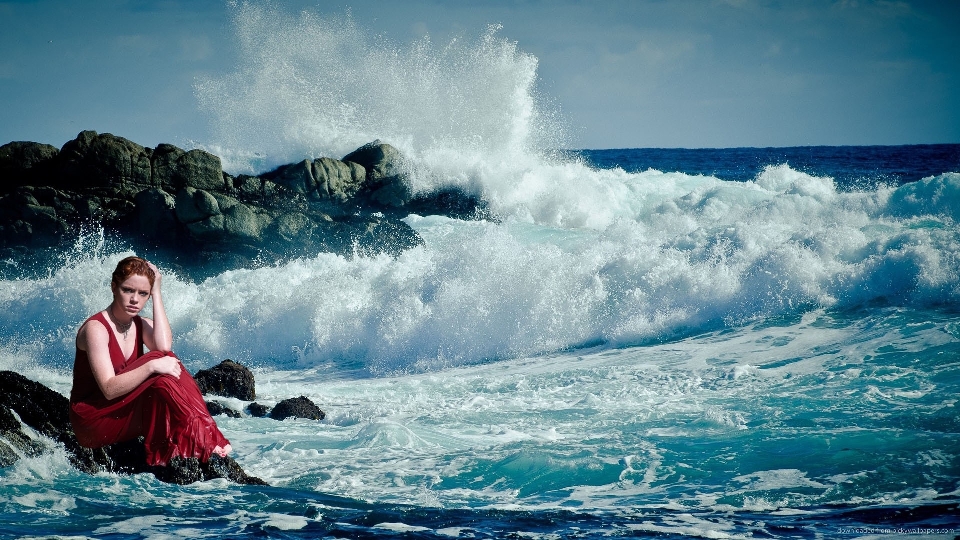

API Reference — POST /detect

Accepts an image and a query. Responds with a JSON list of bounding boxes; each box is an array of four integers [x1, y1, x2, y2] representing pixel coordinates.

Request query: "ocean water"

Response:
[[3, 4, 960, 539]]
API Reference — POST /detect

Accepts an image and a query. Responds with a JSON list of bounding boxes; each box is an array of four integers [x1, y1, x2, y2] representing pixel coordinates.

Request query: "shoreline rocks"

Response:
[[0, 369, 264, 485], [0, 131, 490, 280], [0, 361, 327, 485]]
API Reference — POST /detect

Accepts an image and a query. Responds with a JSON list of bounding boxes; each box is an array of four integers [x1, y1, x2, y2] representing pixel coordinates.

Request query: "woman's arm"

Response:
[[79, 320, 181, 401], [142, 261, 173, 352]]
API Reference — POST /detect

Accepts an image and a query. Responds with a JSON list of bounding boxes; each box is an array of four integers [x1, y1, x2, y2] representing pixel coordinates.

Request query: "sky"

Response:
[[1, 0, 958, 151]]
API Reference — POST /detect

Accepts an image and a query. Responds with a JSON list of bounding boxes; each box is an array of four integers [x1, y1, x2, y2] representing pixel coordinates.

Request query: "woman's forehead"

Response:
[[119, 274, 151, 289]]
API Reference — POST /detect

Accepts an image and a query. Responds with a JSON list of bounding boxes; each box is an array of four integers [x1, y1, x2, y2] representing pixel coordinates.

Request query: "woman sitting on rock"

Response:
[[70, 256, 231, 466]]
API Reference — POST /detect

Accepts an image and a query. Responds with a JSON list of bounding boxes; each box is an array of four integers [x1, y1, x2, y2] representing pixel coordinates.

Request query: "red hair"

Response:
[[111, 256, 155, 289]]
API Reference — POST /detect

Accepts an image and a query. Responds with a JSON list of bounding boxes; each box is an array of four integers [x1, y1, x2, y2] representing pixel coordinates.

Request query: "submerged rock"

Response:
[[270, 396, 325, 421], [246, 402, 271, 418], [206, 400, 242, 418]]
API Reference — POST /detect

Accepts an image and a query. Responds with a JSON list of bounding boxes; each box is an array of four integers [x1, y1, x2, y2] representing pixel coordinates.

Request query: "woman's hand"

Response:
[[142, 260, 173, 352], [150, 353, 182, 379], [147, 261, 162, 294]]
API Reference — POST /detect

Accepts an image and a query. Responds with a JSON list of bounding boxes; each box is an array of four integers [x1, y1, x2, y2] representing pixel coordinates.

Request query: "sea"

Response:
[[2, 4, 960, 539]]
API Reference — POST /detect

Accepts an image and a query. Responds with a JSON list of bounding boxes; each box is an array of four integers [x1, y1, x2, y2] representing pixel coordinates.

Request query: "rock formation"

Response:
[[0, 131, 489, 280]]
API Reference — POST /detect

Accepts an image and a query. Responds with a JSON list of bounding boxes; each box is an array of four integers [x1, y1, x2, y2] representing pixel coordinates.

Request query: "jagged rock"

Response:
[[206, 400, 242, 418], [260, 157, 366, 217], [247, 403, 271, 418], [0, 370, 265, 485], [195, 359, 256, 401], [0, 370, 90, 468], [270, 396, 325, 421]]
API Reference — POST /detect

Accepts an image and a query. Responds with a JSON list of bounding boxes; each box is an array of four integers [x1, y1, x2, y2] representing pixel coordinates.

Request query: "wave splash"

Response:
[[194, 2, 564, 176], [8, 4, 956, 376], [5, 168, 957, 376]]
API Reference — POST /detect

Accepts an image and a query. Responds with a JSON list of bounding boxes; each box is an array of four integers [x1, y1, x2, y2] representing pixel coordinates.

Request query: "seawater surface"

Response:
[[2, 3, 960, 538]]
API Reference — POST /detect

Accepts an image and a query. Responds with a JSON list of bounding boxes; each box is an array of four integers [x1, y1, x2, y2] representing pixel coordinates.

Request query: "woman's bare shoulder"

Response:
[[77, 313, 109, 350]]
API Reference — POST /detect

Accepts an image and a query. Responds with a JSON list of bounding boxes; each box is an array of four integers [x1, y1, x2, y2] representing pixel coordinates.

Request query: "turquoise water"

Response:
[[3, 304, 958, 537]]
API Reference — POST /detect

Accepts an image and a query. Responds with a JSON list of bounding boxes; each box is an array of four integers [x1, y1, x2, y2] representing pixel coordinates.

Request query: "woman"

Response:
[[70, 256, 232, 466]]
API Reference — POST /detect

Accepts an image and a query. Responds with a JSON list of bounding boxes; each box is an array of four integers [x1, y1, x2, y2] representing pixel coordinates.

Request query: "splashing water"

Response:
[[195, 3, 564, 176]]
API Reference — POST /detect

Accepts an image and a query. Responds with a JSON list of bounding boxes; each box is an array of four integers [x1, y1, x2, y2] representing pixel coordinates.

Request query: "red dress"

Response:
[[69, 312, 230, 466]]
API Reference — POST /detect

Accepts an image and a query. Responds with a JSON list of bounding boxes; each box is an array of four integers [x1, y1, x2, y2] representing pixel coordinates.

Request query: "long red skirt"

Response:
[[70, 351, 230, 466]]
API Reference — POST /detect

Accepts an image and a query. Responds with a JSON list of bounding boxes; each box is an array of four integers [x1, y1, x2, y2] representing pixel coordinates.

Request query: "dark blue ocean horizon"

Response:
[[577, 143, 960, 188]]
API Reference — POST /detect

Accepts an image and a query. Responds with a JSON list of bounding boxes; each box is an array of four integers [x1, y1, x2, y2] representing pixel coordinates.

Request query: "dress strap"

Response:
[[134, 316, 144, 357]]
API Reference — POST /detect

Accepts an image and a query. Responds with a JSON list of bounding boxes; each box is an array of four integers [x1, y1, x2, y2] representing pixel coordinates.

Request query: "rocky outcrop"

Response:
[[0, 370, 265, 485], [0, 131, 489, 280]]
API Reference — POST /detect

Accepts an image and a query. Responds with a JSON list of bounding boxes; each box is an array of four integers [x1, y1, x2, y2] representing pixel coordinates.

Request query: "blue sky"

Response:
[[1, 0, 958, 150]]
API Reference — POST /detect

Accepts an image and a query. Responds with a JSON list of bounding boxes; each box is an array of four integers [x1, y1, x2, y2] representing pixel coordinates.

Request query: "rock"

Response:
[[134, 188, 178, 241], [342, 140, 412, 208], [1, 131, 495, 280], [0, 370, 265, 485], [247, 403, 271, 418], [206, 400, 242, 418], [58, 130, 152, 192], [0, 404, 46, 467], [313, 156, 366, 204], [0, 141, 59, 190], [0, 370, 118, 474], [270, 396, 325, 421], [152, 144, 225, 192], [260, 157, 366, 216], [195, 359, 256, 401]]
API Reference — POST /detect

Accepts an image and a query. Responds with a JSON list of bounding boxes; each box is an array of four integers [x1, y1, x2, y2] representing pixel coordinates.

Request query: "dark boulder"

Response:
[[152, 454, 265, 485], [0, 141, 59, 190], [152, 144, 226, 192], [270, 396, 325, 421], [57, 130, 152, 193], [195, 359, 256, 401], [247, 402, 271, 418], [0, 404, 46, 467]]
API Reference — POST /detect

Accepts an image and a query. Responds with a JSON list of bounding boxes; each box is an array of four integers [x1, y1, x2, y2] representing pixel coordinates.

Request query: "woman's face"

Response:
[[112, 274, 152, 316]]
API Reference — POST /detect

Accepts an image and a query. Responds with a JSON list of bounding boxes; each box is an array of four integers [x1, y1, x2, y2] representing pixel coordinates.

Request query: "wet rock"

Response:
[[247, 403, 271, 418], [0, 370, 265, 485], [0, 131, 490, 280], [206, 400, 242, 418], [342, 140, 412, 208], [270, 396, 325, 421], [195, 359, 256, 401], [0, 404, 46, 467]]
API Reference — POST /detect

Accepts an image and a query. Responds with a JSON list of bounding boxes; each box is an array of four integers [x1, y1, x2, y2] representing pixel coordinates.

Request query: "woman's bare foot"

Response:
[[213, 444, 232, 457]]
